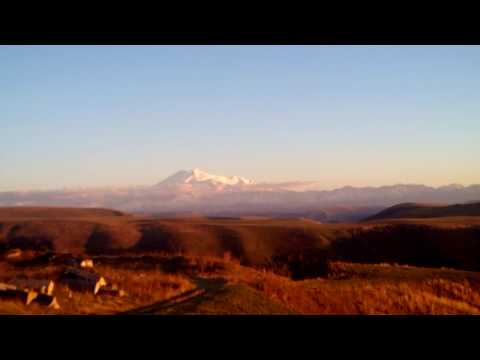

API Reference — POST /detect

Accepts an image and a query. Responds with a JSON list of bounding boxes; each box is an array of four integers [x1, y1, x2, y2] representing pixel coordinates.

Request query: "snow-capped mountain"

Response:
[[156, 168, 255, 190], [1, 169, 480, 222], [155, 169, 327, 193]]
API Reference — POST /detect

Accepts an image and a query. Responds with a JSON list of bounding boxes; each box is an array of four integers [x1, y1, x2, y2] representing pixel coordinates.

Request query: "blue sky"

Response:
[[1, 45, 479, 191]]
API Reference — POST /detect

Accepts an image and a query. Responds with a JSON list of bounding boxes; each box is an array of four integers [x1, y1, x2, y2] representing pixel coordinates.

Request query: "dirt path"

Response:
[[119, 277, 227, 315]]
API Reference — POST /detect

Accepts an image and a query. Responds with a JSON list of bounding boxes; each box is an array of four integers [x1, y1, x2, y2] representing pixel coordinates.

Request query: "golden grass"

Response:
[[189, 259, 480, 315], [3, 251, 480, 315], [96, 265, 194, 303], [0, 259, 195, 315]]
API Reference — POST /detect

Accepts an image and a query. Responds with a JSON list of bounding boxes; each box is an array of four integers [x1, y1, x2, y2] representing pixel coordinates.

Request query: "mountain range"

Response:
[[1, 168, 480, 222]]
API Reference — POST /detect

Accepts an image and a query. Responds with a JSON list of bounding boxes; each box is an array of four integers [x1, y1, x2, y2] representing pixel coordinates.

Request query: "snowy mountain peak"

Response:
[[157, 169, 255, 187]]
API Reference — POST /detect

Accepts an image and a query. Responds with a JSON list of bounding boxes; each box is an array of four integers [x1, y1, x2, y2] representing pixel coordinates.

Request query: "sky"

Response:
[[1, 45, 479, 191]]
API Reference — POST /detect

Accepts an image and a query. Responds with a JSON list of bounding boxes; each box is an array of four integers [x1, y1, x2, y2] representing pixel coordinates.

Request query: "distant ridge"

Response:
[[365, 201, 480, 221], [0, 207, 127, 219], [1, 168, 480, 222]]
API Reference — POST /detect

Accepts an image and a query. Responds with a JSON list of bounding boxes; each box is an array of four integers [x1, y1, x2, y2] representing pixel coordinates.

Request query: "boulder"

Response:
[[80, 259, 94, 268], [9, 279, 55, 296], [60, 268, 107, 294], [4, 248, 22, 259], [98, 284, 126, 297], [34, 293, 60, 309], [0, 282, 38, 305]]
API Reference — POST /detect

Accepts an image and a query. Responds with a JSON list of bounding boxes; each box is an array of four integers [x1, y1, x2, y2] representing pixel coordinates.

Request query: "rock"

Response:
[[8, 279, 55, 296], [4, 248, 22, 259], [80, 259, 94, 268], [34, 293, 60, 309], [60, 268, 107, 294], [0, 282, 38, 305], [98, 284, 126, 297]]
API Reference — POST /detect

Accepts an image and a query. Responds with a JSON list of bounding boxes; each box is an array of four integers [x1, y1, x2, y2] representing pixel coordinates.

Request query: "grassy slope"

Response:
[[222, 261, 480, 314], [0, 259, 195, 315], [2, 207, 480, 276], [157, 283, 294, 315], [366, 202, 480, 221], [2, 253, 480, 315]]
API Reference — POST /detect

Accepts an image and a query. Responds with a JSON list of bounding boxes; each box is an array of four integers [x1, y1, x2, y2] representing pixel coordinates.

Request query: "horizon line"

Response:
[[1, 181, 478, 194]]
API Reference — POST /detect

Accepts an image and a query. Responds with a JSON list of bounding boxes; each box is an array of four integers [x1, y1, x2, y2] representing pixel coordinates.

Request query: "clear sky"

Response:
[[1, 45, 479, 191]]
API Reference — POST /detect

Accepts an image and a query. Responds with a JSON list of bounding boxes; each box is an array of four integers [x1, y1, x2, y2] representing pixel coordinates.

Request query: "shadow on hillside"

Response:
[[85, 228, 116, 255], [212, 227, 247, 263], [6, 225, 55, 252], [85, 225, 140, 255], [331, 224, 480, 271], [132, 224, 185, 253], [267, 228, 331, 279]]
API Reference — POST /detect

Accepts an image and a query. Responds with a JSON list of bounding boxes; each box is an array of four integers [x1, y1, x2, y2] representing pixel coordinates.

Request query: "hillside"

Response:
[[0, 207, 127, 220], [128, 280, 294, 315], [366, 202, 480, 221], [2, 207, 480, 314], [2, 207, 480, 277], [2, 253, 480, 315]]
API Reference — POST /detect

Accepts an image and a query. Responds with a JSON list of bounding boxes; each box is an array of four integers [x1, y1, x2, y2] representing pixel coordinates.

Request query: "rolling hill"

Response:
[[366, 201, 480, 221], [2, 207, 480, 277], [0, 207, 127, 220], [2, 207, 480, 314]]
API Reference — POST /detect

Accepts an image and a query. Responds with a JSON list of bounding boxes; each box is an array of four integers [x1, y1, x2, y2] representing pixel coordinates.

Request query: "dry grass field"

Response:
[[2, 207, 480, 314], [3, 253, 480, 315]]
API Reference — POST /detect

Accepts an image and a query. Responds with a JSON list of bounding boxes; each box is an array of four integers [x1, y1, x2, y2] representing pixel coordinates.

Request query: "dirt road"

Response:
[[119, 277, 227, 315]]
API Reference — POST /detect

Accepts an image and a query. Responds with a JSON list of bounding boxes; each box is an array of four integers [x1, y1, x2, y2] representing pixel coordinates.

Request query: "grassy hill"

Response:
[[2, 207, 480, 277], [3, 252, 480, 315], [151, 283, 294, 315], [0, 207, 127, 219], [365, 202, 480, 221]]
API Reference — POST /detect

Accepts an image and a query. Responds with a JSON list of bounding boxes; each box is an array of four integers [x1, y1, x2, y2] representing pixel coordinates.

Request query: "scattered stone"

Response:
[[63, 256, 94, 268], [0, 282, 38, 305], [60, 268, 107, 294], [80, 259, 94, 268], [0, 283, 17, 291], [13, 252, 56, 267], [98, 284, 126, 297], [34, 293, 60, 309], [9, 279, 55, 296], [5, 248, 22, 259]]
